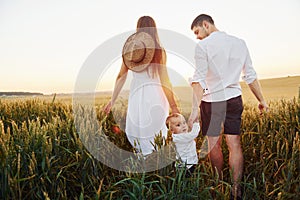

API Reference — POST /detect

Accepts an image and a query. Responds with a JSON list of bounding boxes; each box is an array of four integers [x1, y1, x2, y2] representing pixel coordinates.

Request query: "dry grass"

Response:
[[0, 76, 299, 199], [240, 76, 300, 103], [0, 97, 299, 199]]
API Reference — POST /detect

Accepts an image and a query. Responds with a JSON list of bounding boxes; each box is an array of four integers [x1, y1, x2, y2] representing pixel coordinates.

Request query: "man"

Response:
[[188, 14, 268, 199]]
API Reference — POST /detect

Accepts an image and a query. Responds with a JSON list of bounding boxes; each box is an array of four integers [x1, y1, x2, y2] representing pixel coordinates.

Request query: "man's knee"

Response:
[[208, 136, 222, 152], [225, 135, 242, 151]]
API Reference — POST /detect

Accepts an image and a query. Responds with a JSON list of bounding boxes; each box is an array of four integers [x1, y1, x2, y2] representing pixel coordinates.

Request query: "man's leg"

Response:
[[225, 134, 243, 197], [208, 135, 223, 179]]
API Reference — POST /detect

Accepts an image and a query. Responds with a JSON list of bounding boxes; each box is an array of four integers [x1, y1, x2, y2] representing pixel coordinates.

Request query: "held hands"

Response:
[[171, 106, 180, 114], [188, 109, 199, 129]]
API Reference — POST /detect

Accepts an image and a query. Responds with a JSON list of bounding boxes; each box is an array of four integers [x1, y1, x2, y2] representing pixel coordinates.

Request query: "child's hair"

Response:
[[165, 113, 183, 129]]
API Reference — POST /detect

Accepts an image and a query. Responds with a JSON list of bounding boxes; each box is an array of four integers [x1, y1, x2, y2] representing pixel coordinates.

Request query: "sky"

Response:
[[0, 0, 300, 94]]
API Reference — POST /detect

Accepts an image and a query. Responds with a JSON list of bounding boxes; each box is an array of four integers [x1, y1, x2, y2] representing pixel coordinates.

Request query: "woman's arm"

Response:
[[158, 50, 180, 114], [103, 62, 128, 114]]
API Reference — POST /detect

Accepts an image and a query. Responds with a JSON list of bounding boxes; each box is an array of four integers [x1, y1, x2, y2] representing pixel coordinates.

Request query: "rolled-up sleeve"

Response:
[[242, 43, 257, 84], [188, 43, 208, 89]]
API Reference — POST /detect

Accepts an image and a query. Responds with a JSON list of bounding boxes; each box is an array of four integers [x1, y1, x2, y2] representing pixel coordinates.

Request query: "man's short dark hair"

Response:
[[191, 14, 214, 30]]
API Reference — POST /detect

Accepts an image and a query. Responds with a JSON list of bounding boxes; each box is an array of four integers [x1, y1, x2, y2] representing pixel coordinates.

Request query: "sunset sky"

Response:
[[1, 0, 299, 94]]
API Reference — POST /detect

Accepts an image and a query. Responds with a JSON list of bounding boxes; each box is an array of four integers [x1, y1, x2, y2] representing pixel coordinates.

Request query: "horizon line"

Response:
[[1, 74, 299, 96]]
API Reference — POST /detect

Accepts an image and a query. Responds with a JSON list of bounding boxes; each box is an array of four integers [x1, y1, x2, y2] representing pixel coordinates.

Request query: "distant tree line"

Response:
[[0, 92, 43, 96]]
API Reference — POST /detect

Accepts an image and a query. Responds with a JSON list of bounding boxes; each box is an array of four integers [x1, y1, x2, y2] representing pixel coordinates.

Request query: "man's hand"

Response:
[[248, 79, 268, 115], [258, 101, 269, 115]]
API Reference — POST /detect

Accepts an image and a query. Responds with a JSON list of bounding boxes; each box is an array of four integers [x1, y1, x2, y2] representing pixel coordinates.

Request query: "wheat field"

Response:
[[0, 76, 299, 199]]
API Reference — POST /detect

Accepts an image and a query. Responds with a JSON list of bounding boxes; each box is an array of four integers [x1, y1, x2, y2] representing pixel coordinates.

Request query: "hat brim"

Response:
[[122, 32, 155, 72]]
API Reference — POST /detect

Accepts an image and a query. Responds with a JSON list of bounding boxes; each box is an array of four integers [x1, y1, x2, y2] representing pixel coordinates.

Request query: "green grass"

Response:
[[0, 97, 299, 199]]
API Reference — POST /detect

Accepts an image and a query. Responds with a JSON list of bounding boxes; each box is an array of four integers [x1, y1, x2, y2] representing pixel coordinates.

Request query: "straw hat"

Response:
[[122, 32, 155, 72]]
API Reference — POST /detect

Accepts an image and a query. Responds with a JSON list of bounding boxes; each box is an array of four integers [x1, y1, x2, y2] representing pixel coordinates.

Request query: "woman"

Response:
[[103, 16, 179, 156]]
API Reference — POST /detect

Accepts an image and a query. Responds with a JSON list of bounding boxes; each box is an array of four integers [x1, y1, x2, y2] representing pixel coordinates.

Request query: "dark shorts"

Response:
[[200, 95, 243, 136]]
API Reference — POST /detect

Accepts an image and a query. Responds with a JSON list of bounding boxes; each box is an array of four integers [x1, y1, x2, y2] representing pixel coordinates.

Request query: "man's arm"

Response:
[[188, 43, 208, 127], [188, 82, 204, 128], [248, 79, 268, 113], [241, 42, 268, 114]]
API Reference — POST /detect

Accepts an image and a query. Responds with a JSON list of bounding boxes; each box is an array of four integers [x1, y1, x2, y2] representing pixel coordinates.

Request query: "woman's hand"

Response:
[[103, 101, 113, 115], [103, 62, 128, 115]]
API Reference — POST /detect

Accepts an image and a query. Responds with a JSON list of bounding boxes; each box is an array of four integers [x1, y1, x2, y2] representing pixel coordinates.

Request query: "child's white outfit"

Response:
[[172, 122, 200, 169]]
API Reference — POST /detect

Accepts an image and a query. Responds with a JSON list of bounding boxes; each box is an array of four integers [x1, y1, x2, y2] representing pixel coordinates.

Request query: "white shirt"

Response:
[[172, 123, 200, 167], [189, 31, 257, 102]]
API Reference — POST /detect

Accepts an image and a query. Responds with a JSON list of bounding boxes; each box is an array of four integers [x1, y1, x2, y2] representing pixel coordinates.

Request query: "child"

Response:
[[166, 113, 200, 176]]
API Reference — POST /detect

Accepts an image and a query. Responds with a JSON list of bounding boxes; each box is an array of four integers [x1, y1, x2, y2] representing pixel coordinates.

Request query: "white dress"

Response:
[[125, 65, 169, 156]]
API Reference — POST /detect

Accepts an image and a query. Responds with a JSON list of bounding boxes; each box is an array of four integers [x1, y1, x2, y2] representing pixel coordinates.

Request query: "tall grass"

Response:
[[0, 98, 299, 199]]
